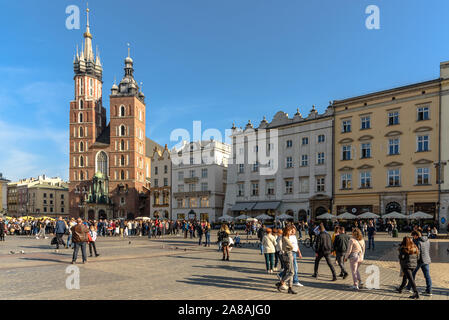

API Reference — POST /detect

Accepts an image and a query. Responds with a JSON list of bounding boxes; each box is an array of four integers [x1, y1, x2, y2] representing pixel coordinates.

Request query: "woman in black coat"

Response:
[[396, 236, 420, 299]]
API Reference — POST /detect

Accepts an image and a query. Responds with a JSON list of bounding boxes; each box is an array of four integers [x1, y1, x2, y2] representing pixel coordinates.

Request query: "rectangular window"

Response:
[[342, 120, 352, 133], [361, 143, 371, 158], [177, 199, 183, 208], [286, 157, 293, 168], [417, 106, 430, 121], [417, 135, 429, 152], [302, 137, 309, 145], [360, 171, 372, 188], [416, 167, 430, 185], [251, 182, 259, 196], [285, 180, 293, 194], [201, 168, 208, 178], [341, 173, 352, 189], [164, 165, 168, 174], [301, 155, 308, 167], [178, 185, 184, 192], [238, 164, 245, 173], [318, 135, 325, 143], [388, 111, 399, 125], [201, 182, 208, 191], [178, 171, 184, 181], [299, 177, 309, 193], [316, 177, 325, 192], [388, 169, 401, 187], [200, 197, 209, 208], [266, 180, 275, 195], [154, 179, 158, 187], [252, 161, 259, 172], [389, 138, 400, 155], [317, 152, 325, 165], [237, 183, 245, 197], [163, 178, 168, 187], [361, 116, 371, 130], [342, 145, 351, 160], [188, 184, 196, 192], [286, 140, 293, 148], [190, 170, 195, 178]]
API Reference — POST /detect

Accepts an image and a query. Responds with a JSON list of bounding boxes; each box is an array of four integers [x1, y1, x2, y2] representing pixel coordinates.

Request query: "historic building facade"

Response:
[[223, 107, 334, 222], [171, 140, 230, 222], [149, 144, 172, 219], [332, 78, 441, 221], [68, 8, 158, 220], [0, 173, 10, 214]]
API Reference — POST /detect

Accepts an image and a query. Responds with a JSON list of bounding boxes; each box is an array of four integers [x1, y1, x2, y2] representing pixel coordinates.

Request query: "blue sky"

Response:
[[1, 0, 449, 181]]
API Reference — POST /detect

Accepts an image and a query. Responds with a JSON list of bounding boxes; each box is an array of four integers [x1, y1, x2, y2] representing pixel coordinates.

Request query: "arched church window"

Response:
[[80, 171, 84, 181], [79, 127, 84, 137], [120, 125, 126, 136], [121, 155, 125, 166], [121, 170, 125, 180], [79, 113, 83, 123], [96, 151, 108, 177], [80, 156, 84, 167], [80, 142, 84, 152], [120, 139, 125, 151], [79, 99, 84, 110], [120, 105, 125, 117]]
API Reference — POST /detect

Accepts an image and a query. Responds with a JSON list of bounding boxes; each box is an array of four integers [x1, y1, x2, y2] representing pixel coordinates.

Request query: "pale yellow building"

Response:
[[333, 78, 440, 220], [0, 173, 10, 214], [27, 182, 69, 216]]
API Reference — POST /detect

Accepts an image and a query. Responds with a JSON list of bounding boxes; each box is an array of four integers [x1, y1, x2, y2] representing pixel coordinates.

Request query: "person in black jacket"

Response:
[[406, 230, 432, 296], [333, 226, 350, 279], [312, 223, 337, 281], [396, 236, 420, 299]]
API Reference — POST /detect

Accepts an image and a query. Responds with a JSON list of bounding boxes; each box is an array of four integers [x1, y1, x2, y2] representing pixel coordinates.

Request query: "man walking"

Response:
[[333, 226, 350, 279], [71, 218, 89, 264], [54, 217, 67, 252], [406, 230, 432, 296], [367, 220, 376, 250], [312, 224, 337, 281]]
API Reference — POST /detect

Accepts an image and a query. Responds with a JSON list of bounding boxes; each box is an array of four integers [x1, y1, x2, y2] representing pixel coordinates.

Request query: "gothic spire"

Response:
[[83, 3, 94, 62]]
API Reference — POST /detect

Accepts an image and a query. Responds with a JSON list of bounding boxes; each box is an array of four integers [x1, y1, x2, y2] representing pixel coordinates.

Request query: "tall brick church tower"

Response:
[[69, 7, 156, 220]]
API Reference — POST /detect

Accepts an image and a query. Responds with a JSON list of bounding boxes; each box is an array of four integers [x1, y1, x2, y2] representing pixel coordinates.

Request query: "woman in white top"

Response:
[[344, 228, 366, 290], [88, 226, 100, 257], [262, 228, 277, 273]]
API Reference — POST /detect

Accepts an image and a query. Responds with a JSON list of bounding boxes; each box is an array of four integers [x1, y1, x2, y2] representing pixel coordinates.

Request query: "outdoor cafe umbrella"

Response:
[[235, 214, 249, 220], [337, 212, 357, 220], [316, 213, 336, 220], [255, 214, 272, 221], [357, 212, 380, 220], [135, 217, 151, 220], [218, 214, 234, 221], [407, 211, 434, 220], [381, 211, 407, 219], [246, 217, 258, 222], [276, 213, 294, 220]]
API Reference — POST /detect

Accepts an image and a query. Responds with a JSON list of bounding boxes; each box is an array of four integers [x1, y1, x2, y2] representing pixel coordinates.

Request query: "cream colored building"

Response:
[[0, 174, 11, 214], [149, 144, 172, 219], [27, 182, 69, 216], [333, 78, 440, 222]]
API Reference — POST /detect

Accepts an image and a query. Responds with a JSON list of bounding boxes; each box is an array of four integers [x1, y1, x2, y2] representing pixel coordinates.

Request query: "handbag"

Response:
[[87, 232, 93, 242]]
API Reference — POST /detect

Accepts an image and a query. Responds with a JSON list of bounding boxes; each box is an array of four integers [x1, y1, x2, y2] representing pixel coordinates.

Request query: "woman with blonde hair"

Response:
[[262, 228, 277, 273], [218, 224, 231, 261], [344, 228, 365, 290], [275, 225, 298, 294]]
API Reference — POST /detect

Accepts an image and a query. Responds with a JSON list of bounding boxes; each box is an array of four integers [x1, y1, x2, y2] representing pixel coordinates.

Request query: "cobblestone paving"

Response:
[[0, 233, 448, 300]]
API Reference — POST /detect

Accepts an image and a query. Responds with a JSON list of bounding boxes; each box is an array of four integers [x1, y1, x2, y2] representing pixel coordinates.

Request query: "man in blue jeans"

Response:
[[407, 230, 432, 296], [71, 218, 89, 264], [367, 221, 376, 250]]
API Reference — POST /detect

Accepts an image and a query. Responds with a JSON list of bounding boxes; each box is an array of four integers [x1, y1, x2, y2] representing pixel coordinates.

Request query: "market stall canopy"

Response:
[[135, 217, 151, 220], [235, 214, 249, 220], [277, 213, 294, 220], [381, 212, 407, 219], [231, 202, 257, 211], [316, 213, 336, 220], [218, 214, 234, 221], [337, 212, 358, 220], [407, 211, 434, 220], [255, 214, 272, 220], [357, 212, 380, 219], [253, 201, 281, 211]]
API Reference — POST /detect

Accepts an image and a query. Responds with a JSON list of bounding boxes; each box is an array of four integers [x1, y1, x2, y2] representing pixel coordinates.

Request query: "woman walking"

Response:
[[344, 228, 365, 290], [396, 236, 420, 299], [218, 224, 231, 261], [274, 229, 284, 272], [275, 225, 297, 294], [262, 228, 277, 273]]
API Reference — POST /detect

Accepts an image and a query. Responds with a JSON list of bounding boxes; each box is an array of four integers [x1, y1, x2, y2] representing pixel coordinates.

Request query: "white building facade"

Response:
[[223, 106, 334, 222], [171, 140, 231, 222]]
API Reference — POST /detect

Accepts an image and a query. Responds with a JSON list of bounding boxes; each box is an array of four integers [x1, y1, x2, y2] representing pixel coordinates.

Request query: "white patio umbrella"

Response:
[[135, 217, 151, 220], [316, 213, 336, 220], [277, 213, 294, 220], [246, 217, 258, 222], [407, 211, 434, 220], [217, 214, 234, 221], [337, 212, 358, 220], [382, 211, 407, 219], [255, 214, 272, 220], [357, 212, 380, 219], [235, 214, 249, 220]]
